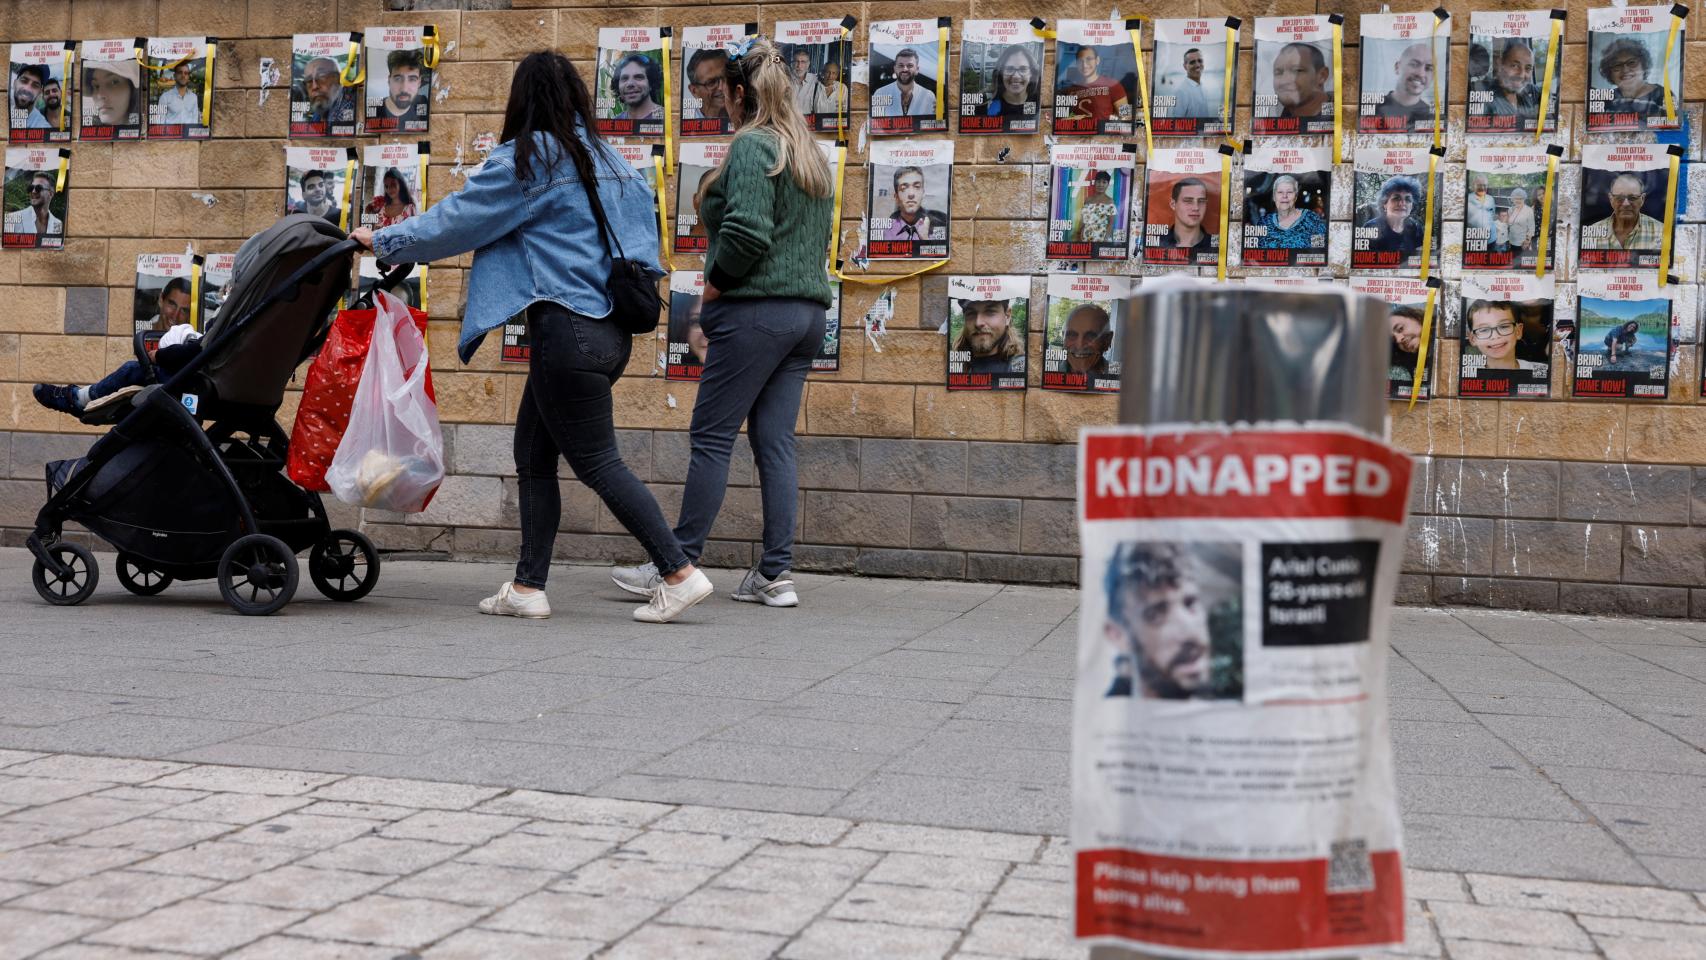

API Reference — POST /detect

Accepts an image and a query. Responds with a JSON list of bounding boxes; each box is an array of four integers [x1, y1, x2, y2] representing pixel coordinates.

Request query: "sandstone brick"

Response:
[[1558, 582, 1690, 618], [797, 436, 860, 490], [214, 39, 291, 91], [911, 496, 1021, 552], [435, 60, 516, 115], [242, 190, 286, 237], [1434, 576, 1560, 612], [62, 287, 107, 337], [1558, 462, 1692, 524], [1396, 574, 1433, 606], [105, 287, 134, 337], [1023, 388, 1116, 443], [1403, 516, 1495, 576], [17, 335, 106, 386], [1622, 525, 1706, 587], [10, 433, 96, 480], [460, 10, 558, 61], [72, 191, 156, 240], [1626, 405, 1706, 464], [0, 0, 70, 38], [200, 141, 285, 190], [803, 491, 910, 547], [913, 387, 1025, 442], [159, 0, 244, 36], [966, 441, 1074, 500], [861, 330, 945, 384], [0, 334, 18, 380], [0, 287, 68, 336], [859, 439, 966, 494], [1389, 399, 1500, 458], [110, 143, 200, 190], [1020, 499, 1077, 556], [1424, 458, 1559, 519], [433, 371, 505, 424], [970, 220, 1048, 273], [857, 548, 967, 579], [249, 0, 338, 38], [611, 377, 698, 431], [806, 382, 914, 438], [967, 553, 1076, 584], [1500, 402, 1626, 462], [1491, 519, 1623, 581], [70, 0, 156, 37], [796, 544, 858, 572], [67, 144, 113, 191], [0, 383, 102, 435], [19, 240, 108, 288], [953, 164, 1041, 220]]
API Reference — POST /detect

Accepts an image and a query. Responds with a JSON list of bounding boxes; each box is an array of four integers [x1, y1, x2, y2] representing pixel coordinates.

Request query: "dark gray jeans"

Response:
[[674, 296, 826, 577]]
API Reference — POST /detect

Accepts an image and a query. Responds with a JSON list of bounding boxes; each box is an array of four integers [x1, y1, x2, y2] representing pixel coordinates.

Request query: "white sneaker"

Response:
[[733, 567, 799, 607], [610, 561, 662, 597], [633, 570, 713, 623], [478, 582, 551, 619]]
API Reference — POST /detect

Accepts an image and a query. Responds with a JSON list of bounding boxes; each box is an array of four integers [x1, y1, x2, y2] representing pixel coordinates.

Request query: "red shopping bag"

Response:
[[288, 303, 435, 492]]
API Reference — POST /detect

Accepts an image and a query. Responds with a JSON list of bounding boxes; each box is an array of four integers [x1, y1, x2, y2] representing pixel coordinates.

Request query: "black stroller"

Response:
[[27, 215, 410, 615]]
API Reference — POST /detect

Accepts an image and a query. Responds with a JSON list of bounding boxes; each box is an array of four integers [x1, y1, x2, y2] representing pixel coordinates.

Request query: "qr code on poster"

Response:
[[1328, 838, 1374, 893]]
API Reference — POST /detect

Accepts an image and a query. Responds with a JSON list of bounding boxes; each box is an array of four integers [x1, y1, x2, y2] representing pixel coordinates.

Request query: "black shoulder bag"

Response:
[[578, 161, 663, 335]]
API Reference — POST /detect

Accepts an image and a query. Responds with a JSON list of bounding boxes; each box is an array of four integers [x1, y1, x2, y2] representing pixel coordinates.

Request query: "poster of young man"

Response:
[[1052, 19, 1138, 136], [1463, 146, 1549, 272], [666, 270, 708, 382], [201, 252, 236, 327], [675, 141, 727, 255], [870, 18, 948, 136], [2, 147, 67, 250], [359, 142, 427, 230], [285, 147, 357, 230], [356, 257, 426, 312], [1587, 5, 1684, 132], [9, 42, 73, 143], [867, 139, 953, 260], [814, 281, 841, 372], [1047, 143, 1135, 261], [133, 254, 197, 335], [1579, 144, 1674, 270], [776, 18, 854, 135], [363, 26, 433, 135], [595, 27, 668, 138], [80, 39, 143, 141], [1351, 276, 1433, 400], [144, 37, 214, 140], [1467, 10, 1562, 134], [1358, 12, 1448, 135], [1042, 274, 1126, 393], [1142, 148, 1222, 268], [1352, 147, 1441, 271], [946, 275, 1029, 391], [1574, 272, 1672, 399], [291, 33, 360, 138], [679, 23, 753, 138], [1459, 273, 1555, 398], [1150, 19, 1236, 137], [1242, 145, 1331, 267], [958, 19, 1044, 134], [1252, 15, 1335, 136]]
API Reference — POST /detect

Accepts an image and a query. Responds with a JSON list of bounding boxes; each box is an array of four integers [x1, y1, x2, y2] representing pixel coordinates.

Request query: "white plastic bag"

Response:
[[326, 290, 444, 512]]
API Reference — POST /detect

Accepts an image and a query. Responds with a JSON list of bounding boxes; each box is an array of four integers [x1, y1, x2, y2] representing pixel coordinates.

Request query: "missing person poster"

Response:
[[611, 142, 661, 191], [1048, 143, 1135, 261], [501, 319, 530, 364], [1574, 272, 1672, 399], [2, 147, 67, 250], [595, 27, 668, 138], [1467, 10, 1562, 134], [1052, 19, 1138, 136], [1150, 19, 1236, 137], [1352, 147, 1441, 271], [286, 146, 357, 230], [363, 26, 433, 135], [1463, 146, 1550, 272], [360, 142, 427, 230], [1460, 272, 1556, 398], [134, 254, 197, 335], [144, 36, 214, 139], [870, 18, 948, 136], [1579, 143, 1674, 270], [777, 18, 854, 135], [666, 270, 707, 382], [1142, 148, 1222, 267], [9, 42, 73, 143], [80, 39, 143, 141], [1074, 418, 1410, 957], [202, 252, 236, 328], [1253, 15, 1335, 136], [946, 275, 1028, 391], [1587, 5, 1684, 132], [867, 139, 953, 260], [1358, 12, 1449, 135], [291, 32, 360, 138], [675, 141, 727, 255], [1351, 276, 1434, 400], [1042, 274, 1126, 393], [680, 23, 752, 138], [958, 20, 1044, 134], [814, 280, 842, 372], [1242, 145, 1331, 267]]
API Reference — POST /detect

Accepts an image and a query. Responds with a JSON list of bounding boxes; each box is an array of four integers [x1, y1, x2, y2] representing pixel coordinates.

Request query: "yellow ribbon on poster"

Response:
[[59, 45, 74, 131], [1129, 20, 1152, 158], [1220, 20, 1239, 133], [660, 30, 675, 171], [1030, 18, 1055, 41], [422, 26, 442, 70], [935, 19, 950, 122], [1659, 144, 1682, 287], [1409, 277, 1441, 408], [189, 255, 204, 332], [419, 265, 428, 314], [1662, 5, 1685, 125], [53, 147, 68, 194], [1536, 146, 1560, 279], [1429, 9, 1446, 152], [1217, 143, 1234, 281], [830, 143, 950, 286], [1419, 147, 1442, 284], [340, 150, 357, 233], [200, 41, 215, 127], [416, 149, 430, 212], [1330, 15, 1344, 163], [1533, 11, 1563, 142], [653, 151, 672, 271], [341, 35, 365, 87]]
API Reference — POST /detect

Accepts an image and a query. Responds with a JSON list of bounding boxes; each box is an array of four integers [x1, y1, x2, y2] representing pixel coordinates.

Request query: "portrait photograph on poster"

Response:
[[1041, 273, 1126, 393], [133, 254, 197, 335], [1142, 148, 1222, 267], [1241, 145, 1330, 267], [1587, 5, 1684, 132], [869, 19, 948, 136], [9, 42, 72, 143], [1353, 147, 1441, 271], [2, 147, 67, 250], [1096, 539, 1244, 702], [814, 281, 841, 372], [363, 26, 433, 135], [1150, 18, 1236, 137], [1047, 143, 1134, 262], [79, 39, 142, 141], [595, 27, 667, 138], [144, 37, 213, 140], [359, 143, 426, 230], [945, 275, 1029, 391], [1459, 273, 1555, 399], [1574, 273, 1672, 399], [201, 252, 236, 327], [866, 139, 953, 260], [1358, 12, 1449, 135], [1579, 143, 1674, 270], [1467, 10, 1561, 134], [679, 23, 752, 138], [675, 142, 727, 255], [291, 33, 360, 138], [1252, 15, 1335, 136], [1351, 276, 1434, 401], [1051, 19, 1138, 136], [285, 146, 356, 230], [776, 18, 854, 135], [1463, 146, 1550, 272], [958, 20, 1044, 134], [666, 271, 707, 383]]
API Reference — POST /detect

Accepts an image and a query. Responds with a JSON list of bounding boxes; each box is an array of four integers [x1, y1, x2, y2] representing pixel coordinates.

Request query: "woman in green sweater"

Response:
[[612, 37, 834, 608]]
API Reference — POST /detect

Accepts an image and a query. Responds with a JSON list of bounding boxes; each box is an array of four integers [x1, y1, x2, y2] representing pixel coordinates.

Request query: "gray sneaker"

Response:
[[610, 562, 662, 597], [733, 567, 799, 607]]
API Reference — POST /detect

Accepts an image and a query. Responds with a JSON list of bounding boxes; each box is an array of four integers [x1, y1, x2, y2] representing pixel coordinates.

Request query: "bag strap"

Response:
[[577, 149, 631, 262]]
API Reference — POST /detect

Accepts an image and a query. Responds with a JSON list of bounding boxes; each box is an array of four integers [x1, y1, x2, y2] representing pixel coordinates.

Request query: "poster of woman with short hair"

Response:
[[363, 26, 434, 135], [1149, 18, 1236, 137], [1051, 19, 1138, 136], [1042, 274, 1127, 393], [1252, 15, 1335, 136], [1358, 11, 1448, 135], [866, 139, 953, 260], [79, 39, 142, 141], [1352, 276, 1434, 401], [958, 20, 1043, 134], [869, 18, 948, 136], [595, 27, 668, 138], [9, 42, 73, 143], [1242, 145, 1330, 268], [946, 275, 1029, 391], [1352, 147, 1441, 271], [1460, 273, 1555, 398], [1587, 5, 1684, 132], [1467, 10, 1561, 134], [1574, 272, 1672, 399], [144, 36, 214, 140]]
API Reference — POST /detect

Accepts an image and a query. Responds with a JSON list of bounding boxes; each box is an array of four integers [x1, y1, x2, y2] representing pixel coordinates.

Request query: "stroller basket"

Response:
[[45, 458, 86, 498]]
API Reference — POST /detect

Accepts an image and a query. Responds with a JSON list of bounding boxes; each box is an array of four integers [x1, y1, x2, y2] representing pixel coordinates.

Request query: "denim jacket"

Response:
[[373, 131, 663, 363]]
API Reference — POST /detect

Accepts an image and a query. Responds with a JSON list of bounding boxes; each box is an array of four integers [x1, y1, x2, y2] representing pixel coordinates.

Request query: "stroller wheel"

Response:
[[116, 554, 173, 596], [310, 529, 381, 602], [218, 534, 299, 616], [32, 541, 99, 606]]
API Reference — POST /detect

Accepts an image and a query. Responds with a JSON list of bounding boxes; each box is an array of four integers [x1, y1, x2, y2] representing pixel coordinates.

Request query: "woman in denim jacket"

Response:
[[351, 51, 712, 624]]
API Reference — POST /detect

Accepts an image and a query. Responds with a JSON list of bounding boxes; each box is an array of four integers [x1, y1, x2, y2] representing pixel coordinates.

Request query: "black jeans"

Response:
[[513, 302, 688, 588]]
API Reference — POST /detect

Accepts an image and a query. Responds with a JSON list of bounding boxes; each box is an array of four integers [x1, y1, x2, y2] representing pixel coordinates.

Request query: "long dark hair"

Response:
[[501, 51, 603, 186]]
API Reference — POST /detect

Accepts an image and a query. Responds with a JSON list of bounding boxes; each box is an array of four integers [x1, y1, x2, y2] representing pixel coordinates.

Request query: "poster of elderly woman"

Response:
[[1587, 5, 1684, 131], [1352, 147, 1441, 271], [958, 20, 1044, 134], [1463, 146, 1549, 272], [1241, 144, 1330, 268], [595, 27, 668, 137]]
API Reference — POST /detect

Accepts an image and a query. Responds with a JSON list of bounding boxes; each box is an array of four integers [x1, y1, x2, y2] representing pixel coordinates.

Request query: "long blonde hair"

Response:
[[703, 38, 833, 199]]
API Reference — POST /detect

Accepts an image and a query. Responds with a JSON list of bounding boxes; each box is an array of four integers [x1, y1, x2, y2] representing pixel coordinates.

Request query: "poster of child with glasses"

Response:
[[958, 19, 1043, 134], [1352, 147, 1441, 271], [1463, 146, 1549, 272], [1459, 273, 1555, 399], [1587, 5, 1684, 132], [679, 23, 753, 138], [1579, 144, 1674, 270]]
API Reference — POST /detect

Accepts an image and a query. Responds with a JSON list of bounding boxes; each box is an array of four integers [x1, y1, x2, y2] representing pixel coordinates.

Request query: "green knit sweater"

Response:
[[701, 131, 835, 308]]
